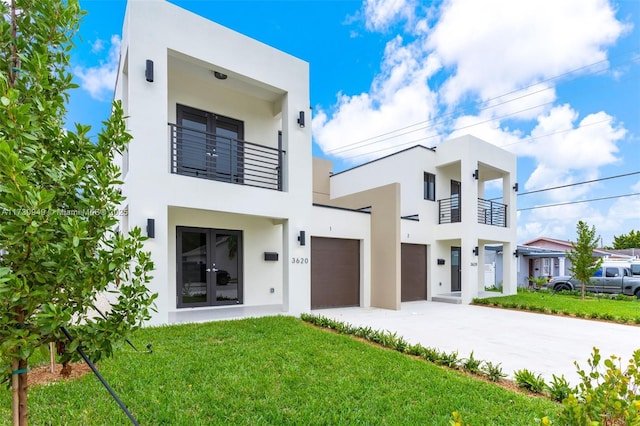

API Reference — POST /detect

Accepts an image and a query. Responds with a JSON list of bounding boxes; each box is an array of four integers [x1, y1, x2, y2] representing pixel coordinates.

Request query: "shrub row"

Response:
[[301, 314, 640, 425], [300, 313, 507, 382], [471, 298, 640, 325]]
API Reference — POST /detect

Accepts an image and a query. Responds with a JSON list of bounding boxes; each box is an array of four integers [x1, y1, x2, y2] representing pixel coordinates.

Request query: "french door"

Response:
[[176, 227, 242, 307], [176, 104, 244, 183]]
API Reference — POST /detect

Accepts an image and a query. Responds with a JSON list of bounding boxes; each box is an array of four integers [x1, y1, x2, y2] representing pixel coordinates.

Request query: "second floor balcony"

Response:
[[439, 196, 507, 227], [169, 123, 284, 191]]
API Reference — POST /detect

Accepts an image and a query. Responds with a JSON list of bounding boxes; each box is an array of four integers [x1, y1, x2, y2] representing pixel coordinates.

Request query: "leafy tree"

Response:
[[566, 221, 603, 299], [0, 1, 156, 424], [611, 229, 640, 249]]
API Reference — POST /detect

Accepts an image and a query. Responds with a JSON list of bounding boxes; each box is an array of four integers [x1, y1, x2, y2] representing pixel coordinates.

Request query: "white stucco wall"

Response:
[[116, 0, 312, 323]]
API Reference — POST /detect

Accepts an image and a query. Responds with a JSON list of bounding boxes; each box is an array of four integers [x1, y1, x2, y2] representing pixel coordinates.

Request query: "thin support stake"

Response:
[[60, 327, 139, 426]]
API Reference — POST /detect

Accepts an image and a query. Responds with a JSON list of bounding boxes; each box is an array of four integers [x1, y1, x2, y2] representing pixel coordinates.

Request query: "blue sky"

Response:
[[70, 0, 639, 246]]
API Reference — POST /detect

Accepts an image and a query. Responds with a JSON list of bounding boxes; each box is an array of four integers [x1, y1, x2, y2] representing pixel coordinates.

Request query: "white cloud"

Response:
[[313, 35, 441, 163], [74, 35, 120, 101], [363, 0, 415, 32], [427, 0, 629, 105], [316, 0, 629, 166], [520, 105, 626, 191]]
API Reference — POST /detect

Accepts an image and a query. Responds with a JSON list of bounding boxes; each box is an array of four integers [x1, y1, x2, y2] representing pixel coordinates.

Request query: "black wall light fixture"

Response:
[[213, 71, 227, 80], [513, 249, 519, 258], [297, 230, 306, 246], [264, 252, 279, 261], [145, 59, 154, 82], [513, 182, 519, 192], [472, 246, 479, 256], [146, 218, 155, 238], [437, 258, 446, 265], [297, 111, 305, 128], [472, 169, 479, 180]]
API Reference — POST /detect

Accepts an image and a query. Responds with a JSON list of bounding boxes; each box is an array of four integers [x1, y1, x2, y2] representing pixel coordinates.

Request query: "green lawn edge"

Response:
[[0, 316, 559, 425]]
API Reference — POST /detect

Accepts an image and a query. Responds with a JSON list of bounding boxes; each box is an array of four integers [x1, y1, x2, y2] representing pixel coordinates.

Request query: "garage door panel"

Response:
[[401, 243, 427, 302], [311, 237, 360, 309]]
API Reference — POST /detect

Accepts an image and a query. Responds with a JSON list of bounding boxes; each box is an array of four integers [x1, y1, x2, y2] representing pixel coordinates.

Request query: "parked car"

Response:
[[547, 265, 640, 298]]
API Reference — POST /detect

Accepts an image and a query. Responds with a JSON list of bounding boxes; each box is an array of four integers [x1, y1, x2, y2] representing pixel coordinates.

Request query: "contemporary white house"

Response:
[[114, 0, 518, 325]]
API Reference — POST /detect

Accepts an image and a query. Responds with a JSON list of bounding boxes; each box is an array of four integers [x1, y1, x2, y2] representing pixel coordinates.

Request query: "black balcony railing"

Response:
[[438, 196, 461, 224], [438, 196, 508, 227], [477, 198, 507, 227], [169, 124, 283, 191]]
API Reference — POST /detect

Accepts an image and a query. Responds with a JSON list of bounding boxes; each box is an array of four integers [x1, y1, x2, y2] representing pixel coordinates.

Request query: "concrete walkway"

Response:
[[314, 301, 640, 385]]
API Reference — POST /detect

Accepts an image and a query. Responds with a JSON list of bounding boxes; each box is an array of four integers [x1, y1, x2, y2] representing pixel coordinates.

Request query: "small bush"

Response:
[[514, 369, 548, 394], [437, 350, 460, 369], [461, 351, 482, 374], [421, 347, 440, 363], [614, 293, 635, 302], [548, 374, 572, 402], [482, 361, 507, 382], [556, 347, 640, 425]]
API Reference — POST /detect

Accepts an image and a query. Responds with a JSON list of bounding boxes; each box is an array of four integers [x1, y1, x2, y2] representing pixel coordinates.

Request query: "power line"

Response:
[[324, 50, 640, 157], [518, 171, 640, 196], [334, 70, 640, 160], [518, 192, 640, 211]]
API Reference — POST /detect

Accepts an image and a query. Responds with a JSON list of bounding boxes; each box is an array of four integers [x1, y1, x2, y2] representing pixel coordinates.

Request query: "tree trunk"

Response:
[[581, 281, 585, 299], [12, 359, 19, 426], [18, 358, 28, 426]]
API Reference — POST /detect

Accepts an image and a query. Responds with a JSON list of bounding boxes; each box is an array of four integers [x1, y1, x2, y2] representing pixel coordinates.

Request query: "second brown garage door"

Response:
[[401, 243, 427, 302], [311, 237, 360, 309]]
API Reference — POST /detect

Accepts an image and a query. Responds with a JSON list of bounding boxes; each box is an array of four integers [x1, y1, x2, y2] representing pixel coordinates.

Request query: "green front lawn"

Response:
[[475, 290, 640, 323], [0, 316, 559, 425]]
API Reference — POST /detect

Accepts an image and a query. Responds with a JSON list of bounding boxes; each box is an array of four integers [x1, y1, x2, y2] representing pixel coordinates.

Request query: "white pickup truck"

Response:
[[547, 265, 640, 298]]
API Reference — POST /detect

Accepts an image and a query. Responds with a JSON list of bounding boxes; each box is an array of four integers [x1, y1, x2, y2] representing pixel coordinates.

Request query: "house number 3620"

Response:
[[291, 257, 309, 264]]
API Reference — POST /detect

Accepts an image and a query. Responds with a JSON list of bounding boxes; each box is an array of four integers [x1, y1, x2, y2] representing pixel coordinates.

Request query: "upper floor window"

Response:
[[424, 172, 435, 201]]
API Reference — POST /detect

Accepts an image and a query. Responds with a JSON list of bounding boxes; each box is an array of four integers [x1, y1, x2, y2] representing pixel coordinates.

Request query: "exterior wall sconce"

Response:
[[213, 71, 227, 80], [297, 111, 305, 128], [437, 258, 446, 265], [297, 230, 306, 246], [513, 182, 519, 192], [264, 252, 279, 261], [472, 246, 479, 256], [145, 59, 154, 82], [146, 218, 155, 238], [472, 169, 479, 180], [513, 250, 519, 258]]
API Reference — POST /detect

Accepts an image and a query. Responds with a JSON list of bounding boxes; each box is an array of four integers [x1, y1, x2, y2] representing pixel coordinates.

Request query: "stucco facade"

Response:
[[116, 1, 311, 324], [115, 1, 518, 324]]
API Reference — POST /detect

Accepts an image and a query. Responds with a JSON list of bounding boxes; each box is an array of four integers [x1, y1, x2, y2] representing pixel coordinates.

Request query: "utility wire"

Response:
[[518, 192, 640, 211], [325, 50, 640, 157], [335, 70, 640, 160], [517, 171, 640, 196]]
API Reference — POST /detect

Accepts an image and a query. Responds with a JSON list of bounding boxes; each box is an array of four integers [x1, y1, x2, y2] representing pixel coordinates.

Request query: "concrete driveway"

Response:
[[314, 301, 640, 386]]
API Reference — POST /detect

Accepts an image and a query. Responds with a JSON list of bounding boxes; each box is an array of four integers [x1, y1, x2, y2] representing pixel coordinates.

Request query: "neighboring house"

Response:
[[114, 1, 518, 325], [492, 237, 619, 287]]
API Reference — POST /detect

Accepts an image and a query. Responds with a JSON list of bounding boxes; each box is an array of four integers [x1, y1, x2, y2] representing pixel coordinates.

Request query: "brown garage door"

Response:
[[401, 243, 427, 302], [311, 237, 360, 309]]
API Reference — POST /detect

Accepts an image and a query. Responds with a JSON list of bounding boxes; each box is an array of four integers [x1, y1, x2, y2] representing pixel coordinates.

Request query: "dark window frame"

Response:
[[176, 104, 245, 183], [424, 172, 436, 201]]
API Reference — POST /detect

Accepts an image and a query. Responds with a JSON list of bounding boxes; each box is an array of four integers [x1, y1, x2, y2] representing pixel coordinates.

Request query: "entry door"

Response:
[[451, 247, 462, 292], [176, 105, 244, 183], [177, 227, 242, 307], [451, 180, 461, 223]]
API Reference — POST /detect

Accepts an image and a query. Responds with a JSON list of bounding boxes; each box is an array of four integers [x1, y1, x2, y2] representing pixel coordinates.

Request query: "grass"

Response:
[[474, 290, 640, 323], [0, 316, 559, 425]]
